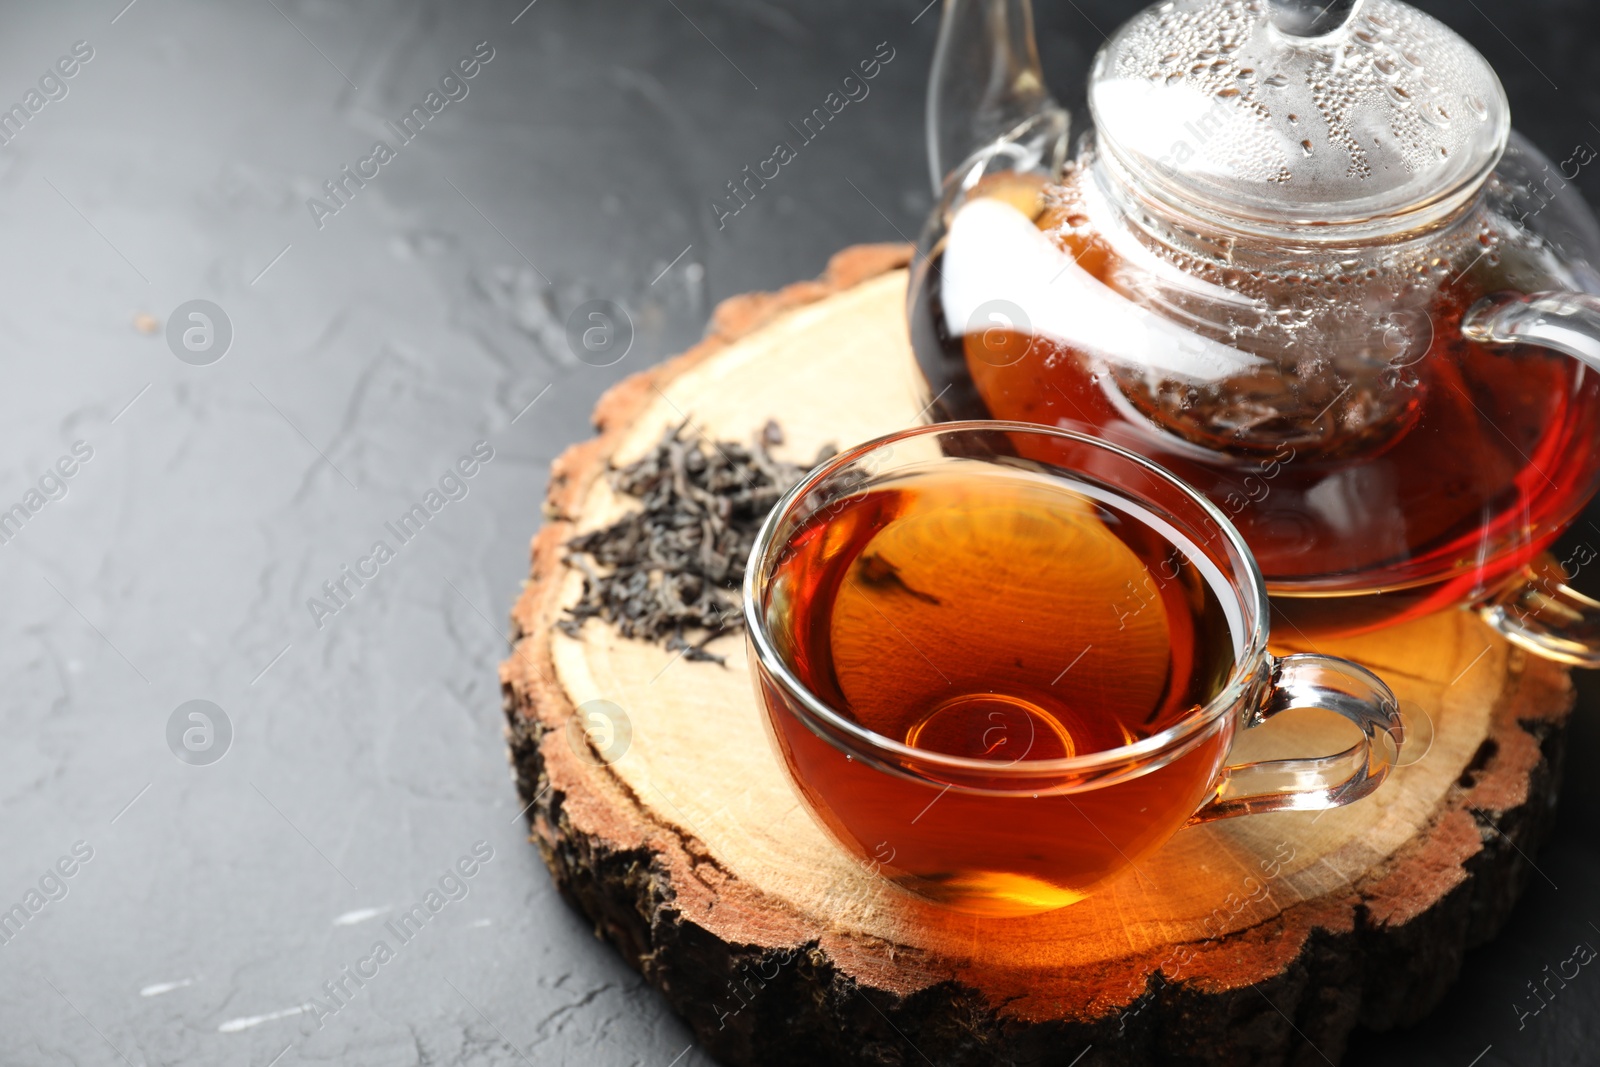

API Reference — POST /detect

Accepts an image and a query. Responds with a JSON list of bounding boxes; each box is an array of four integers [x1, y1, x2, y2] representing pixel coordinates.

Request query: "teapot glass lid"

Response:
[[1087, 0, 1510, 236]]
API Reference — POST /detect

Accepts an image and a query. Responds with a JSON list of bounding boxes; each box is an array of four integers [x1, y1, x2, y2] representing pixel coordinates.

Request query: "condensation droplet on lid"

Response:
[[1098, 0, 1506, 220]]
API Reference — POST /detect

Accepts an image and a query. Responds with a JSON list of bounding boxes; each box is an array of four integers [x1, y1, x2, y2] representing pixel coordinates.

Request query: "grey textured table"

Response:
[[1, 2, 1596, 1065]]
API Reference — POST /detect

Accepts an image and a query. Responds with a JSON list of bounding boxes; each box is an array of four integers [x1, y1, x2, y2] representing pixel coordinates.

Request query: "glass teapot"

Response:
[[909, 0, 1600, 663]]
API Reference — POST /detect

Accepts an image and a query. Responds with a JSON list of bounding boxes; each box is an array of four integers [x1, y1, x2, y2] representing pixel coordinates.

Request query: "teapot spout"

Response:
[[927, 0, 1069, 192]]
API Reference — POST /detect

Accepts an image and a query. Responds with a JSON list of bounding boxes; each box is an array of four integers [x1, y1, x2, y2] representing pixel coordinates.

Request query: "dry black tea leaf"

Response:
[[558, 419, 834, 665]]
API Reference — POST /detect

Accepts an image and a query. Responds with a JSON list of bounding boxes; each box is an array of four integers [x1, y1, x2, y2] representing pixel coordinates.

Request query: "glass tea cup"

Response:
[[743, 422, 1403, 917]]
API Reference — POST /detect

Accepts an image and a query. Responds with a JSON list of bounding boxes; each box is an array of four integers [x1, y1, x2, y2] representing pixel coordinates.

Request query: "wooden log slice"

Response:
[[499, 245, 1573, 1067]]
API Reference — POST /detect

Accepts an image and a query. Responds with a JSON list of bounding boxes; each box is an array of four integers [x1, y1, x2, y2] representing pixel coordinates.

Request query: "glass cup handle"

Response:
[[1189, 654, 1403, 824]]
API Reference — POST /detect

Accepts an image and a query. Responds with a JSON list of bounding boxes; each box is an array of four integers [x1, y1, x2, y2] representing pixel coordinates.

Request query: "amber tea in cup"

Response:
[[745, 423, 1403, 917], [773, 467, 1234, 781]]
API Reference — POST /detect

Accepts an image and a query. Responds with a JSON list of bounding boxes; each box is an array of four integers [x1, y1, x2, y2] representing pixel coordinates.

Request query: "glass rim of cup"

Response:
[[742, 419, 1275, 782]]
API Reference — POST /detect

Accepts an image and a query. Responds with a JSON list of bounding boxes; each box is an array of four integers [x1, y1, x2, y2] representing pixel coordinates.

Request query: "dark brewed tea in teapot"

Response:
[[911, 166, 1600, 639], [912, 0, 1600, 651]]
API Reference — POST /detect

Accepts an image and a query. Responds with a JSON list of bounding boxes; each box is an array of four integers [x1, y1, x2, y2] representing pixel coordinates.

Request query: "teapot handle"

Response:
[[926, 0, 1069, 191], [1478, 563, 1600, 668], [1461, 290, 1600, 371], [1462, 290, 1600, 666]]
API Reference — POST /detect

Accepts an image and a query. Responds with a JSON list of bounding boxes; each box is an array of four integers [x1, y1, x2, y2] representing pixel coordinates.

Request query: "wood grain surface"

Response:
[[501, 245, 1572, 1066]]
